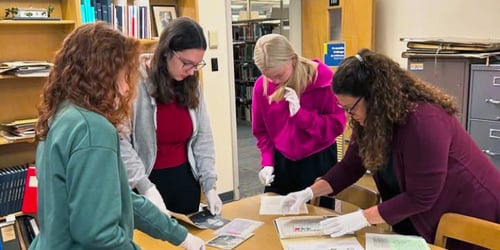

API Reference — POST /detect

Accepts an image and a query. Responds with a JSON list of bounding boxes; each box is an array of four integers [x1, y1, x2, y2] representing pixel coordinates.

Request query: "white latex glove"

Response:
[[258, 166, 275, 186], [319, 210, 370, 237], [284, 87, 301, 116], [205, 189, 223, 215], [180, 233, 206, 250], [280, 187, 313, 214], [143, 186, 171, 217]]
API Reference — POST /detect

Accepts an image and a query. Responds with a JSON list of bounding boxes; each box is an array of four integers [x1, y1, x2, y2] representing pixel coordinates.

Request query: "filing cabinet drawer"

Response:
[[469, 65, 500, 121], [469, 119, 500, 170]]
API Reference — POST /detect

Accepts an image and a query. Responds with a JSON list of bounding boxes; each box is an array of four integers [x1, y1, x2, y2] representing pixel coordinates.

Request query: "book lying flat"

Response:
[[274, 215, 334, 239], [170, 208, 230, 230]]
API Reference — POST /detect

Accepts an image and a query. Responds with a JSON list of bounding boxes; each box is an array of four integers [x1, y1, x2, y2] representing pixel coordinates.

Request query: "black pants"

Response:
[[265, 143, 337, 207], [149, 162, 201, 214]]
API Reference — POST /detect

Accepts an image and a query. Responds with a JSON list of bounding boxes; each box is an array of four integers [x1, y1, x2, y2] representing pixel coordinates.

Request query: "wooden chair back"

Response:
[[311, 183, 380, 211], [434, 212, 500, 249]]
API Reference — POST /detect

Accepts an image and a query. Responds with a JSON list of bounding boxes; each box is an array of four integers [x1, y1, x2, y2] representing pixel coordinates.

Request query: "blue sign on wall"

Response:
[[323, 42, 345, 67]]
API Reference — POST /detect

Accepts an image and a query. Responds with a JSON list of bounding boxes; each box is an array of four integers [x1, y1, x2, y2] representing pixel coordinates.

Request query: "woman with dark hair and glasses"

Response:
[[281, 48, 500, 250], [120, 17, 222, 217]]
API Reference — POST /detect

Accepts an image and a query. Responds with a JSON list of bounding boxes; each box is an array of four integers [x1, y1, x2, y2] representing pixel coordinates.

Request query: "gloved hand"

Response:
[[258, 166, 275, 186], [319, 210, 370, 237], [284, 87, 300, 116], [280, 187, 313, 214], [180, 233, 205, 250], [205, 189, 223, 215], [143, 186, 171, 217]]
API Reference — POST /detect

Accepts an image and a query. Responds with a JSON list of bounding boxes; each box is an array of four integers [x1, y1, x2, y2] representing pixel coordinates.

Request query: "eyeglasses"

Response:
[[342, 97, 363, 115], [172, 51, 206, 71]]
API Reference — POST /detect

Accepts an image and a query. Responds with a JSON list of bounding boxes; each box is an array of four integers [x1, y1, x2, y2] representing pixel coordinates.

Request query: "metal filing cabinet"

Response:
[[468, 65, 500, 170], [407, 58, 481, 128]]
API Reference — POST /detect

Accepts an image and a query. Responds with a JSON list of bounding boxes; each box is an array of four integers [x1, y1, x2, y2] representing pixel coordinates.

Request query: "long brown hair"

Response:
[[333, 48, 458, 171], [36, 22, 141, 140], [149, 17, 206, 108]]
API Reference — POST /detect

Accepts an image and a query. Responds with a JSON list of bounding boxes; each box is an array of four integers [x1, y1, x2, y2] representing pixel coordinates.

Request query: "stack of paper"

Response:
[[0, 61, 53, 77], [0, 118, 37, 142]]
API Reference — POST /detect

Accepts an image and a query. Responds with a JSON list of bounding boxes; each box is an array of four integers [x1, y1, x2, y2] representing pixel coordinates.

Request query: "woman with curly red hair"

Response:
[[33, 22, 204, 250]]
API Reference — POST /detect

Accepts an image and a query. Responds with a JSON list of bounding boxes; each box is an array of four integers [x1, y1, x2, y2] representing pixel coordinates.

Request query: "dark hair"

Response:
[[333, 48, 458, 170], [36, 22, 140, 140], [149, 17, 207, 108]]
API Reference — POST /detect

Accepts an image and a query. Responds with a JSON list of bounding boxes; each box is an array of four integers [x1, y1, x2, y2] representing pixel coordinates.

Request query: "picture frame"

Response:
[[151, 5, 178, 37]]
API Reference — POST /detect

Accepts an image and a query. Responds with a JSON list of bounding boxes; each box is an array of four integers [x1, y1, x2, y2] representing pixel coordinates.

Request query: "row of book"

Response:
[[232, 23, 277, 42], [234, 62, 260, 83], [0, 165, 28, 217], [81, 0, 152, 39]]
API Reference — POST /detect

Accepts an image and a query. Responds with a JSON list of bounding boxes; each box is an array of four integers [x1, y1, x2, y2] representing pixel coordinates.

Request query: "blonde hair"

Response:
[[253, 34, 316, 102]]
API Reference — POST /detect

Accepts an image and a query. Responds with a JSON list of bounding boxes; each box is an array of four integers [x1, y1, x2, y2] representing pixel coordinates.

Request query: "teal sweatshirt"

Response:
[[30, 103, 188, 250]]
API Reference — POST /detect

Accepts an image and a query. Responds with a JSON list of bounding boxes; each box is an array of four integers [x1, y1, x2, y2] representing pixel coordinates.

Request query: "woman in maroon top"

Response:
[[281, 48, 500, 250]]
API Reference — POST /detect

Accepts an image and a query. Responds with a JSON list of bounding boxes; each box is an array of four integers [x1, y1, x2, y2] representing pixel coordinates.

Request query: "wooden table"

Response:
[[134, 194, 446, 249]]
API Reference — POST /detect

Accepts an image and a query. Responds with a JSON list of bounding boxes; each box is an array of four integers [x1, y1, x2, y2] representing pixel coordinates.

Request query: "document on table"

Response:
[[259, 196, 308, 215], [365, 233, 430, 250], [214, 218, 263, 237], [283, 236, 364, 250]]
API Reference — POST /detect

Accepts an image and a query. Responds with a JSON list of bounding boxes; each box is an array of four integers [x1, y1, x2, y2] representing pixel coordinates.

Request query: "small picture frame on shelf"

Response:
[[3, 5, 59, 21], [151, 5, 178, 36]]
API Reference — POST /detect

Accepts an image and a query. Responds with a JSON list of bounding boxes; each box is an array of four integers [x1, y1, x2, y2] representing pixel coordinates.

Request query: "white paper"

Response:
[[365, 233, 430, 250], [214, 218, 263, 237], [285, 237, 364, 250], [259, 196, 309, 215]]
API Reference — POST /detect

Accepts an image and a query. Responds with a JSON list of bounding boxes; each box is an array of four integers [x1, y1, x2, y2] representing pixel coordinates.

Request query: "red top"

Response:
[[153, 101, 192, 169]]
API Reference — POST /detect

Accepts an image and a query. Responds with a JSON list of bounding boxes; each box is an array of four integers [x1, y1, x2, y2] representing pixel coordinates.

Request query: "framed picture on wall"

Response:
[[151, 5, 178, 36]]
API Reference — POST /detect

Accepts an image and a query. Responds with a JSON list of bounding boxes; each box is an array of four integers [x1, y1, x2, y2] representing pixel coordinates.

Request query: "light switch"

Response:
[[208, 30, 218, 49]]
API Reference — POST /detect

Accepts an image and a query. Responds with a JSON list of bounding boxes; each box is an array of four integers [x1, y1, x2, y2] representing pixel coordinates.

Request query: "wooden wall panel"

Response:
[[301, 0, 374, 59], [341, 0, 375, 56], [301, 0, 329, 59]]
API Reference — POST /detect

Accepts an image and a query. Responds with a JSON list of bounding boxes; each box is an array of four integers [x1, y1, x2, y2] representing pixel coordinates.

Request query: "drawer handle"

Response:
[[494, 76, 500, 86], [482, 149, 500, 157], [490, 129, 500, 139], [485, 98, 500, 105]]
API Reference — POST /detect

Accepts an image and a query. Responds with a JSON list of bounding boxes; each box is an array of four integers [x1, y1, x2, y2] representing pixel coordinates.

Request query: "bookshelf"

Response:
[[232, 18, 287, 122], [0, 1, 78, 168], [0, 0, 198, 169]]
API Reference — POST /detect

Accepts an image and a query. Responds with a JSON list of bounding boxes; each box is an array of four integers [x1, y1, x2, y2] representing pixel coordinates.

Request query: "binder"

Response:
[[21, 167, 37, 214]]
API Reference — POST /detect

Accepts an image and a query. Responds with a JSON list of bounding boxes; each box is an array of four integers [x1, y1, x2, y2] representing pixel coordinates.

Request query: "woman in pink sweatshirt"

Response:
[[251, 34, 346, 200]]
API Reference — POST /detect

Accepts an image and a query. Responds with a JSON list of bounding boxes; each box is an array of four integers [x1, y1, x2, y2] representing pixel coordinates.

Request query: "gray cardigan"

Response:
[[120, 65, 217, 195]]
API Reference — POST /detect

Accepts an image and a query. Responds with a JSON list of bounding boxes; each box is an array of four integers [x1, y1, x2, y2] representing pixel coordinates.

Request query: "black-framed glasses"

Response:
[[172, 51, 206, 71], [343, 97, 363, 115]]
